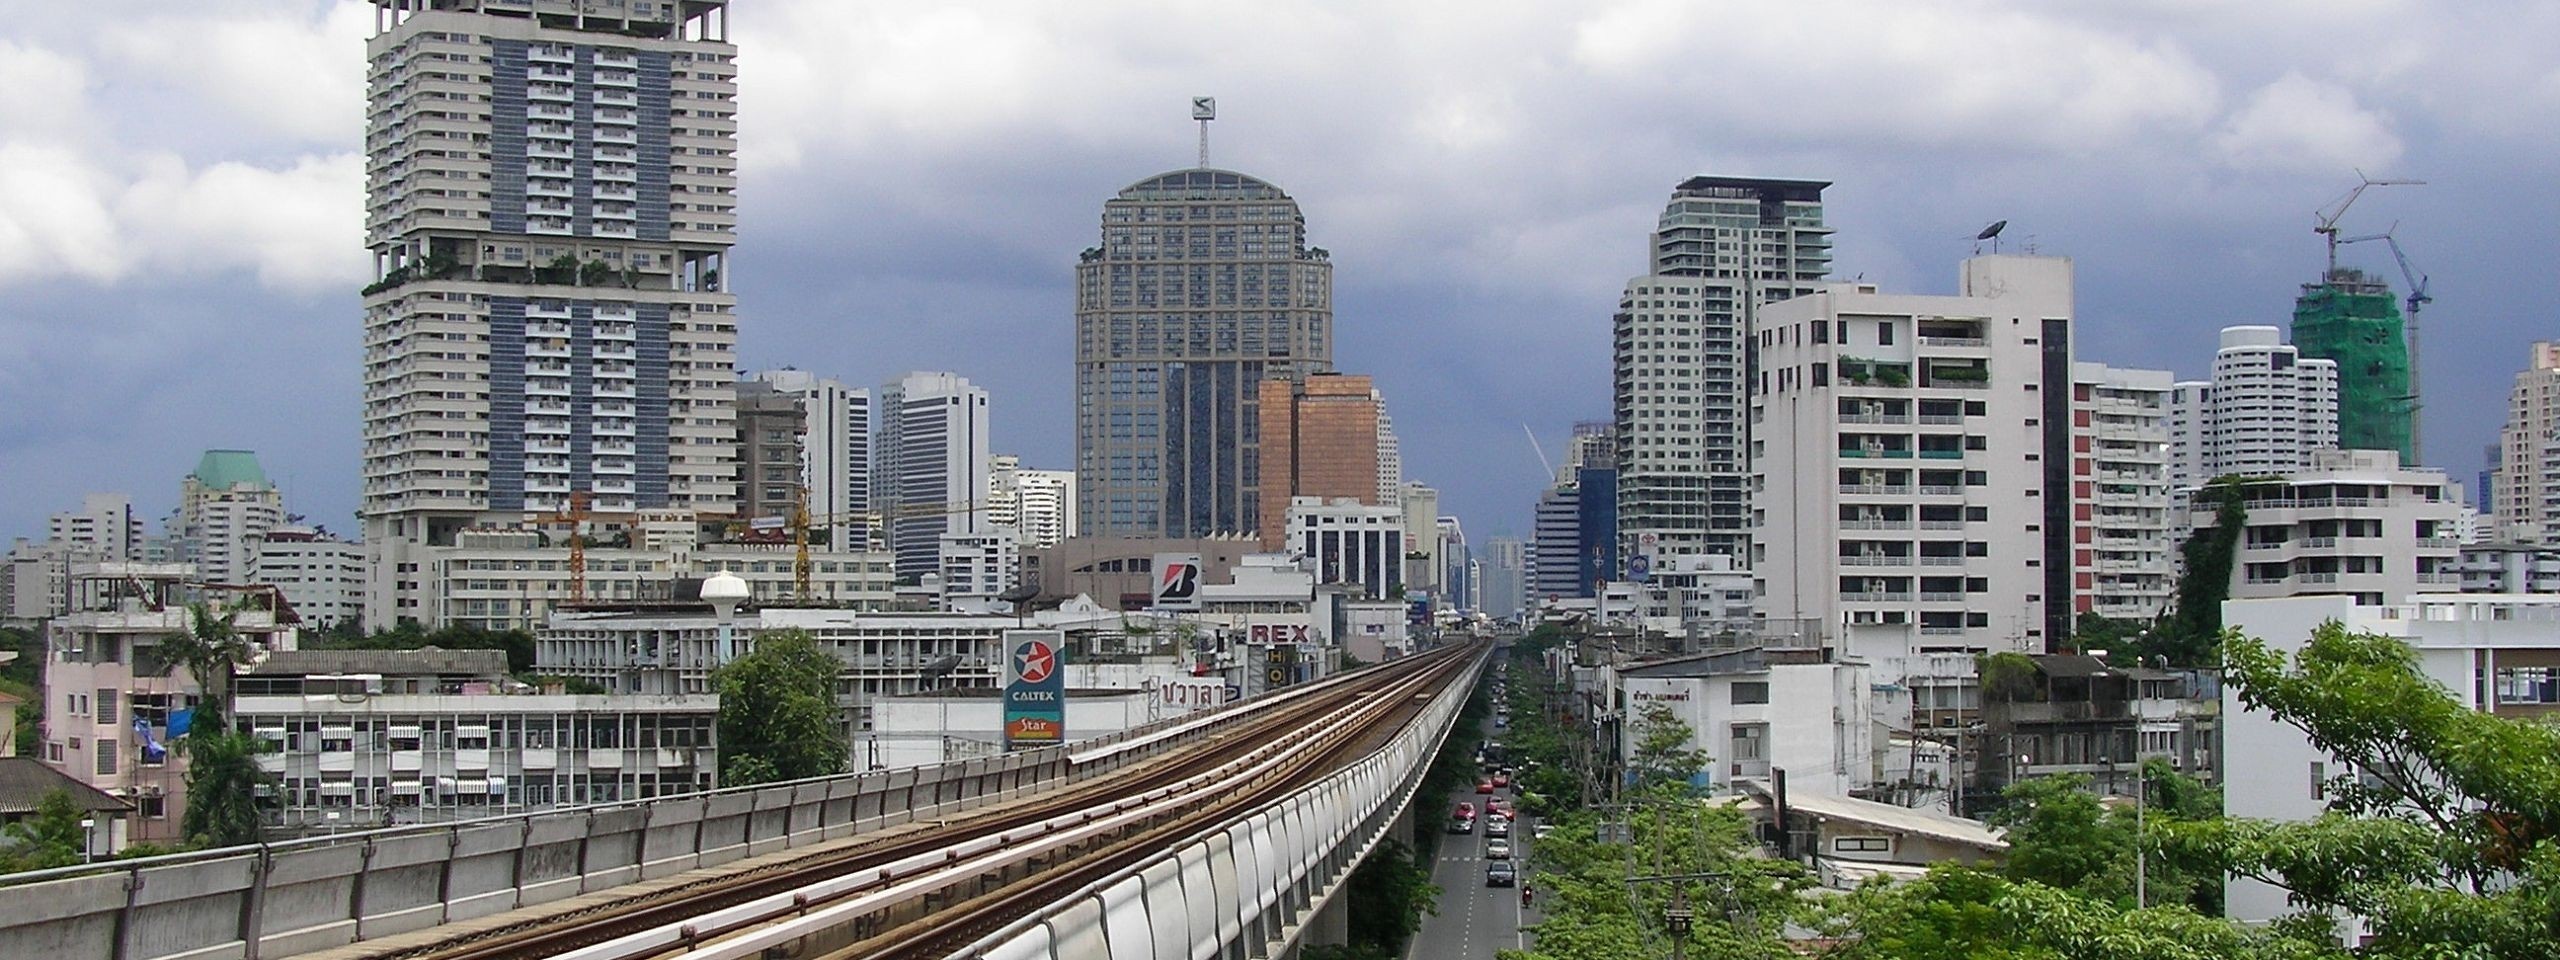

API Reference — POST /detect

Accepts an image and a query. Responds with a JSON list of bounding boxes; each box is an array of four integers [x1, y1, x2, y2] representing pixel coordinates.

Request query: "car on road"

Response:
[[1485, 818, 1511, 838], [1485, 860, 1517, 887], [1477, 780, 1495, 794], [1490, 772, 1510, 788], [1455, 801, 1475, 819], [1447, 816, 1473, 834], [1532, 823, 1555, 840], [1485, 838, 1514, 860]]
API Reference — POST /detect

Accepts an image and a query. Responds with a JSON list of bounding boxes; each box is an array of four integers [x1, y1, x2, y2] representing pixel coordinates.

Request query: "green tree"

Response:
[[2151, 479, 2247, 666], [1987, 774, 2135, 900], [180, 730, 275, 848], [1, 790, 92, 871], [157, 603, 255, 731], [1626, 702, 1708, 793], [1339, 839, 1438, 956], [1503, 794, 1808, 960], [714, 629, 847, 786], [2153, 622, 2560, 957], [1815, 865, 2345, 960]]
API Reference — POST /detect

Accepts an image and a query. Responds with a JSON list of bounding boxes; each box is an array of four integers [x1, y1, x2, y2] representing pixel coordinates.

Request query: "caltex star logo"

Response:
[[1014, 640, 1056, 684]]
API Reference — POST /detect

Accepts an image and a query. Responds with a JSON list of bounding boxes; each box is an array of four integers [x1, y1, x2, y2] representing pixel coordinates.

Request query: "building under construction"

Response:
[[2292, 267, 2413, 465]]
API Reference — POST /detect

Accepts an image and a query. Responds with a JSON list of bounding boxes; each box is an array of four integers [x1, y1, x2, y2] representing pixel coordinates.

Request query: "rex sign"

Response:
[[1002, 629, 1067, 749]]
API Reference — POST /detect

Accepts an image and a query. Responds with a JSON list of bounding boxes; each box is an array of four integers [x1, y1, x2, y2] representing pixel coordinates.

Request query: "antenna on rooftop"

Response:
[[1191, 96, 1217, 168]]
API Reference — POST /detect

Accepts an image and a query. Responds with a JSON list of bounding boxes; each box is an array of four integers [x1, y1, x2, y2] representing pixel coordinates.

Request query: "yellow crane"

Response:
[[766, 489, 983, 602]]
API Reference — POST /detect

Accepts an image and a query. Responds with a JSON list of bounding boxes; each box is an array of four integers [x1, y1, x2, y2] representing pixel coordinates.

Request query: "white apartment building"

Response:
[[2167, 326, 2340, 490], [1284, 496, 1406, 600], [43, 563, 298, 843], [1615, 177, 1834, 561], [1755, 255, 2076, 655], [361, 1, 743, 626], [2201, 449, 2464, 607], [2074, 363, 2177, 622], [425, 527, 893, 633], [253, 526, 365, 629], [2493, 342, 2560, 543], [751, 369, 872, 550], [48, 493, 145, 559], [937, 531, 1021, 607], [7, 494, 146, 624], [173, 450, 285, 587], [2220, 594, 2560, 928], [877, 372, 991, 580], [1609, 646, 1873, 797], [234, 648, 716, 829], [988, 456, 1077, 550], [2455, 542, 2560, 593]]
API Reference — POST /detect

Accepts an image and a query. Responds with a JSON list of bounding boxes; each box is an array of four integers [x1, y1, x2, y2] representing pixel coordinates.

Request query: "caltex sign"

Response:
[[1002, 629, 1067, 749]]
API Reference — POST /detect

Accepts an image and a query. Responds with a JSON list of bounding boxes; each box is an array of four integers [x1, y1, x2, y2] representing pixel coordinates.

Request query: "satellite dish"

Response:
[[1977, 220, 2008, 241], [918, 654, 963, 685], [998, 582, 1041, 604]]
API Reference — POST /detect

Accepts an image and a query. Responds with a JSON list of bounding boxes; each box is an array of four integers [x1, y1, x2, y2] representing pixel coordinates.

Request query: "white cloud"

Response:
[[2211, 73, 2402, 173], [119, 152, 369, 294], [97, 2, 373, 146], [0, 145, 364, 295], [0, 143, 124, 285], [0, 39, 93, 137]]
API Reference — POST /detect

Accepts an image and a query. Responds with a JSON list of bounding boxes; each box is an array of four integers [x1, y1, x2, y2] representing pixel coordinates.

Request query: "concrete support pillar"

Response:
[[1306, 889, 1350, 949]]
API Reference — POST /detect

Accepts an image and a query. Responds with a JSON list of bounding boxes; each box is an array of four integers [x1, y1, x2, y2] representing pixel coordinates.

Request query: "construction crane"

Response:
[[525, 491, 604, 605], [772, 490, 983, 602], [2314, 170, 2423, 275], [2341, 230, 2433, 461]]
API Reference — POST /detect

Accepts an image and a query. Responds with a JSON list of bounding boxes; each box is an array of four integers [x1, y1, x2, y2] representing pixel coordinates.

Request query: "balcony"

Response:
[[1839, 484, 1913, 496], [1918, 557, 1967, 567], [1838, 412, 1911, 425], [1840, 448, 1915, 459], [1842, 591, 1915, 603], [1917, 485, 1964, 496], [1918, 520, 1966, 531], [1918, 336, 1987, 348], [1839, 555, 1913, 567], [1841, 519, 1913, 530], [1918, 591, 1966, 602]]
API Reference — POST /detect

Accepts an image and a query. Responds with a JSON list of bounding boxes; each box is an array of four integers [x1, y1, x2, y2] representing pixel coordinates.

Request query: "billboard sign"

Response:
[[1154, 677, 1231, 718], [1002, 629, 1066, 749], [1152, 553, 1204, 610], [1263, 641, 1294, 691], [1246, 623, 1312, 645]]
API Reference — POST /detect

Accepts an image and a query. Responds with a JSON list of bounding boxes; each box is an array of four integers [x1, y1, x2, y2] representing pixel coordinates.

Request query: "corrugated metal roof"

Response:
[[0, 758, 133, 815]]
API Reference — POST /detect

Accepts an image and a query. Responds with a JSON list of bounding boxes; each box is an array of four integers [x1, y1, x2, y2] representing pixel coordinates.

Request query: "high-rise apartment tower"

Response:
[[1074, 168, 1334, 540], [360, 0, 741, 624], [1614, 177, 1833, 563]]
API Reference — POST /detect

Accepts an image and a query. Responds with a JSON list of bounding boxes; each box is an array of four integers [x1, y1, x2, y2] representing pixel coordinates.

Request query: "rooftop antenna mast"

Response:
[[2314, 169, 2422, 275], [1191, 96, 1216, 168]]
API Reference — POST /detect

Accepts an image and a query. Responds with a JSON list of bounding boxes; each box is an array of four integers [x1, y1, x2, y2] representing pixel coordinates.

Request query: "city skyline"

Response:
[[3, 2, 2556, 544]]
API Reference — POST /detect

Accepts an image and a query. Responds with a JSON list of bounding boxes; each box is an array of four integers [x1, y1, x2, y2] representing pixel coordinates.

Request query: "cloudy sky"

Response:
[[3, 0, 2554, 545]]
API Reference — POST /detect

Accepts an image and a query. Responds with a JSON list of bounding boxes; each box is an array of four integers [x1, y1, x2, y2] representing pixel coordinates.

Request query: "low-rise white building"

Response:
[[1283, 496, 1405, 600], [2200, 449, 2465, 607], [234, 648, 717, 830], [1606, 646, 1874, 798], [937, 530, 1020, 609], [2455, 542, 2560, 594], [427, 527, 895, 632], [253, 526, 365, 629], [2220, 593, 2560, 929]]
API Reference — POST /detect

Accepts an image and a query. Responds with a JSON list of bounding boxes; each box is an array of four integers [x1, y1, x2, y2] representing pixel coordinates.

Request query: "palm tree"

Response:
[[181, 731, 272, 848], [157, 603, 254, 733]]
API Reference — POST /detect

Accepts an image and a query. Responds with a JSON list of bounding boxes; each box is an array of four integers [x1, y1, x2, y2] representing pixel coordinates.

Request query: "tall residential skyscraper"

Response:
[[2494, 343, 2560, 543], [1257, 373, 1382, 549], [2072, 363, 2177, 623], [876, 372, 990, 579], [1754, 256, 2076, 652], [1074, 168, 1335, 541], [360, 1, 741, 624], [2292, 268, 2412, 464], [2166, 326, 2341, 490], [750, 369, 872, 550], [1614, 177, 1833, 563], [174, 450, 286, 587]]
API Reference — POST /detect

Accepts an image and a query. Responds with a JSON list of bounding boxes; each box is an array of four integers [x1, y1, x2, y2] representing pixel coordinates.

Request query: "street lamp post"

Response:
[[78, 818, 95, 864]]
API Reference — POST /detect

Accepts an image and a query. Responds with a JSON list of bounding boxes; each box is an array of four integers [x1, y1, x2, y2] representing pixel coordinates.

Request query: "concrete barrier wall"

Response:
[[979, 651, 1482, 960]]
